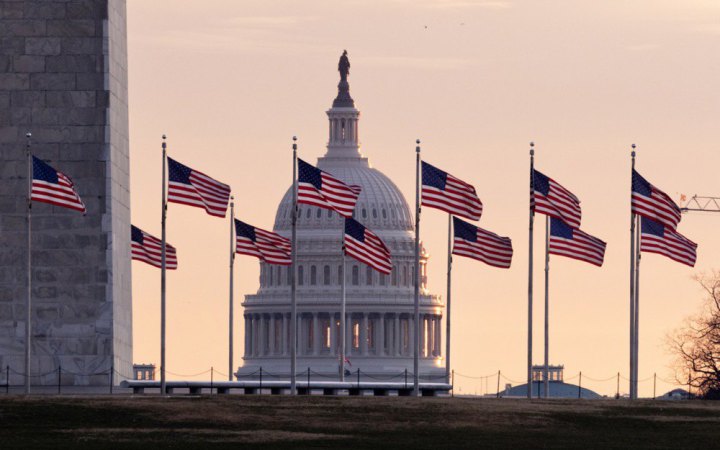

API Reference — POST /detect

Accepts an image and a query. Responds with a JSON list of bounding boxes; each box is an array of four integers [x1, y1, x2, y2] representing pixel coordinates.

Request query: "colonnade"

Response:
[[244, 312, 442, 359]]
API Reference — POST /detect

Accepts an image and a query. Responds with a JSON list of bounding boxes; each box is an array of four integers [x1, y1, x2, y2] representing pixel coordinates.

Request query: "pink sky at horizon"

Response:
[[126, 0, 720, 396]]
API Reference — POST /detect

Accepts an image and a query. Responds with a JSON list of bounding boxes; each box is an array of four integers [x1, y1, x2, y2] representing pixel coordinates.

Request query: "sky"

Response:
[[126, 0, 720, 396]]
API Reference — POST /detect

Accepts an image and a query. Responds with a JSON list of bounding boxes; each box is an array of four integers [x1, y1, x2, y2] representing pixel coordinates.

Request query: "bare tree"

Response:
[[668, 272, 720, 399]]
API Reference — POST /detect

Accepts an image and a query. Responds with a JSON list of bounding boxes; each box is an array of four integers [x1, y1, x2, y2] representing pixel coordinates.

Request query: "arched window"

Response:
[[287, 266, 292, 285], [372, 209, 378, 219], [298, 265, 304, 286], [269, 266, 274, 285], [382, 209, 387, 219], [392, 266, 398, 286], [362, 209, 367, 219], [276, 266, 282, 286], [305, 208, 311, 219], [316, 209, 321, 218], [366, 266, 373, 285], [352, 265, 359, 286], [338, 265, 343, 285], [402, 265, 408, 286], [379, 273, 386, 286], [323, 265, 330, 285], [411, 265, 415, 286], [310, 265, 317, 285]]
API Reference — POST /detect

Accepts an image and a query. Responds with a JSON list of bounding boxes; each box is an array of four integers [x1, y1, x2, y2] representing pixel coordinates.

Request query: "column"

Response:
[[361, 314, 368, 356], [244, 315, 250, 357], [313, 313, 321, 356], [420, 314, 427, 358], [435, 316, 442, 357], [346, 314, 353, 356], [258, 315, 266, 356], [281, 314, 288, 355], [268, 314, 276, 355], [330, 313, 337, 355], [378, 313, 385, 356], [408, 315, 414, 357], [251, 315, 258, 357], [394, 314, 400, 357]]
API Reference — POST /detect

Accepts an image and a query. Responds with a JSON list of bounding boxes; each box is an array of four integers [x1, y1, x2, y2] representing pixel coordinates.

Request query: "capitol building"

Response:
[[237, 54, 445, 382]]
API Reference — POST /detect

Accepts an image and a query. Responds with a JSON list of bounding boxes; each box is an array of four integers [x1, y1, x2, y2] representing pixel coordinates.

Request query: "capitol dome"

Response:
[[238, 53, 444, 383]]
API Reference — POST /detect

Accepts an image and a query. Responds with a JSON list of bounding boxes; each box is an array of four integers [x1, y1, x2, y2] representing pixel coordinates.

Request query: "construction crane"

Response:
[[679, 195, 720, 213]]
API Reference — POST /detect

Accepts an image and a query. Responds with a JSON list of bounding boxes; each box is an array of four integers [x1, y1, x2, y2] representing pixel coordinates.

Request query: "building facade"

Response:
[[238, 54, 444, 381], [0, 0, 131, 386]]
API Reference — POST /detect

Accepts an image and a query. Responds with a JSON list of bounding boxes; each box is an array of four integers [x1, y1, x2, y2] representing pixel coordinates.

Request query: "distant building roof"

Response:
[[502, 381, 602, 399]]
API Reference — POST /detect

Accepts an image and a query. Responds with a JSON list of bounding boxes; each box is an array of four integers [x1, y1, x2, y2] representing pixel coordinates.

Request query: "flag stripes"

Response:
[[235, 219, 291, 265], [452, 216, 513, 268], [532, 169, 581, 228], [631, 169, 681, 230], [31, 156, 86, 213], [640, 217, 697, 267], [298, 159, 361, 218], [131, 225, 178, 269], [344, 217, 392, 274], [167, 157, 231, 218], [548, 218, 606, 266], [421, 161, 483, 221]]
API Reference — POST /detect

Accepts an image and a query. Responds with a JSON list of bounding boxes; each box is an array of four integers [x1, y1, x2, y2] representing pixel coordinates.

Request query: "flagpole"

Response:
[[340, 234, 346, 382], [161, 134, 167, 395], [228, 197, 235, 381], [543, 215, 550, 398], [634, 213, 641, 398], [445, 214, 452, 384], [413, 139, 421, 396], [629, 145, 636, 399], [290, 136, 298, 395], [527, 142, 535, 399], [25, 132, 32, 395]]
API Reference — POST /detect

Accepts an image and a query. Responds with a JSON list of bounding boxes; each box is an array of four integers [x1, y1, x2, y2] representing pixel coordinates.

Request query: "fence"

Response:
[[0, 364, 689, 398]]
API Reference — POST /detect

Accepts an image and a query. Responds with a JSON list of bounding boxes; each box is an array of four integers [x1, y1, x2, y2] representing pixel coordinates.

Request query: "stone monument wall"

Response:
[[0, 0, 131, 386]]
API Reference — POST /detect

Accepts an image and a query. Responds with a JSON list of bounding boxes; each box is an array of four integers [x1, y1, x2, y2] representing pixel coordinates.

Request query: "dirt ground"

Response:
[[1, 395, 718, 449]]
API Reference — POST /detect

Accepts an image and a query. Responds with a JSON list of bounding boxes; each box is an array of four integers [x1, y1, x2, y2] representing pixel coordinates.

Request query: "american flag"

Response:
[[532, 169, 581, 228], [548, 218, 606, 267], [167, 157, 231, 218], [640, 217, 697, 267], [344, 217, 392, 274], [31, 156, 86, 213], [632, 169, 682, 230], [452, 216, 513, 269], [131, 225, 178, 269], [422, 161, 483, 221], [234, 219, 291, 265], [298, 159, 361, 218]]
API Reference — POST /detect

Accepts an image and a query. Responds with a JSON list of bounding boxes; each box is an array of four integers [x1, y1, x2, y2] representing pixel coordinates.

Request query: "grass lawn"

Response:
[[1, 395, 718, 449]]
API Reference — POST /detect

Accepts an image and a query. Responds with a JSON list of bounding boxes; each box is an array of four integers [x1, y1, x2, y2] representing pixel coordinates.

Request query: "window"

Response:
[[323, 265, 330, 285], [310, 265, 317, 285], [382, 209, 387, 219], [276, 266, 281, 286], [411, 265, 415, 286], [392, 266, 398, 286], [322, 319, 331, 349], [338, 265, 343, 285], [352, 320, 360, 349], [287, 266, 292, 285], [316, 208, 321, 218], [367, 319, 375, 351], [306, 208, 311, 219], [402, 265, 408, 286], [269, 266, 273, 285], [352, 265, 359, 285], [327, 209, 332, 218], [379, 273, 386, 286], [366, 266, 373, 285], [298, 265, 304, 286], [362, 209, 367, 219], [372, 209, 377, 219]]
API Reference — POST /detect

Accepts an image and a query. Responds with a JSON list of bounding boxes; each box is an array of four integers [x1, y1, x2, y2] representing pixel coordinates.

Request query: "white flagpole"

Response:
[[290, 136, 298, 395], [543, 215, 550, 398], [340, 227, 346, 382], [228, 197, 235, 381], [413, 139, 421, 396], [629, 145, 636, 399], [527, 142, 535, 399], [161, 134, 167, 395], [634, 213, 641, 398], [25, 132, 32, 395], [445, 214, 452, 384]]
